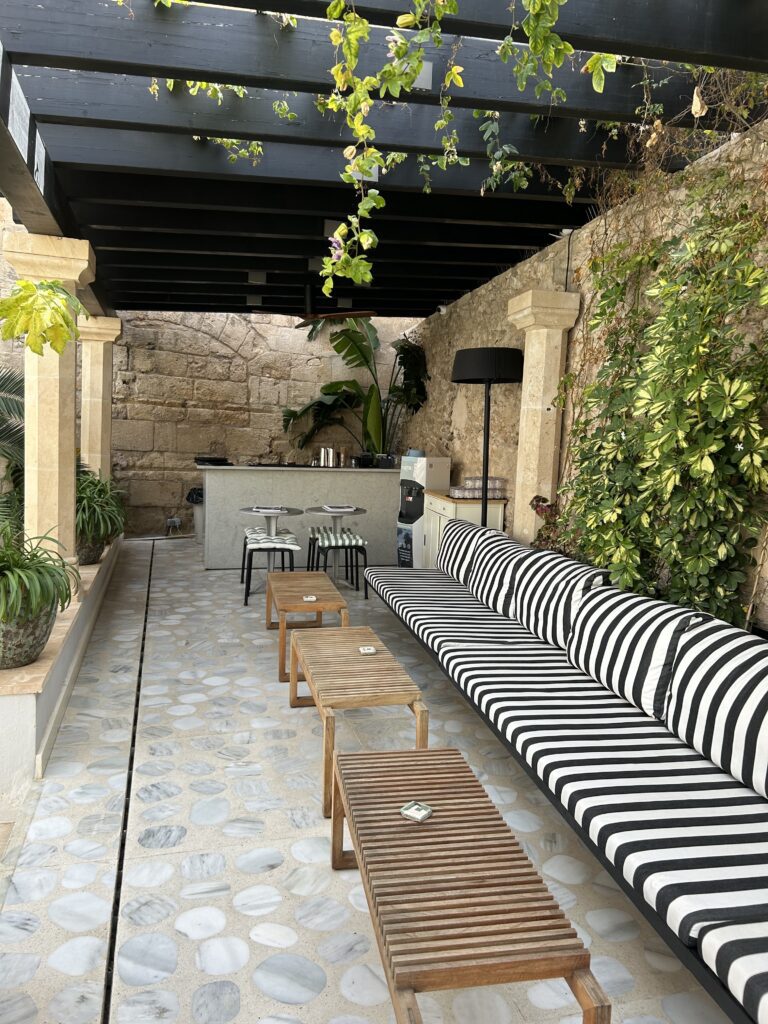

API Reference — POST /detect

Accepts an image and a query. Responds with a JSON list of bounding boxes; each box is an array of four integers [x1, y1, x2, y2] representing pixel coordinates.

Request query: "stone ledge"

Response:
[[0, 541, 120, 696]]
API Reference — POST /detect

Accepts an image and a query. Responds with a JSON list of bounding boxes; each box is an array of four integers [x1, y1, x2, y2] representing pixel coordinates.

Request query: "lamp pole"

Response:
[[481, 380, 492, 527]]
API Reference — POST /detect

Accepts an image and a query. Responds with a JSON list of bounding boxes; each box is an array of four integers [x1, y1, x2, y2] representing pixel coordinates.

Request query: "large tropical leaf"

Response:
[[0, 280, 86, 354], [328, 318, 380, 376], [362, 383, 383, 454], [282, 384, 364, 449]]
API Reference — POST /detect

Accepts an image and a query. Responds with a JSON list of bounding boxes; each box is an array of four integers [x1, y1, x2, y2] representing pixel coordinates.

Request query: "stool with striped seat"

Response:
[[243, 528, 301, 606], [309, 525, 368, 597]]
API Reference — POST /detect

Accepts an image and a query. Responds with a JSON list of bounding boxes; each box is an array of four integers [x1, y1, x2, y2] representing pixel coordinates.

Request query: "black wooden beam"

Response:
[[86, 228, 531, 264], [0, 49, 108, 312], [55, 168, 595, 209], [71, 201, 561, 249], [43, 126, 616, 195], [1, 1, 703, 122], [189, 0, 768, 72], [106, 280, 470, 297], [95, 252, 496, 278], [106, 268, 486, 287], [19, 63, 698, 136]]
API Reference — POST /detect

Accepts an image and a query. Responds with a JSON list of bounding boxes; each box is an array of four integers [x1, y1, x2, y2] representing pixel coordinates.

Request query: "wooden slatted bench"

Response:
[[289, 625, 428, 816], [331, 748, 610, 1024], [265, 570, 349, 682]]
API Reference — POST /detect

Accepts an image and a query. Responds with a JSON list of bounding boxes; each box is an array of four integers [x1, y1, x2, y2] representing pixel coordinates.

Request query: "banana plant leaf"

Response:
[[362, 383, 383, 454], [282, 384, 363, 450], [329, 318, 380, 376]]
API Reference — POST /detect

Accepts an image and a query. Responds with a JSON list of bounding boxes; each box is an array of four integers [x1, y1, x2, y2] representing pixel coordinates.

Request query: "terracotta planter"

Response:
[[77, 539, 105, 565], [0, 604, 57, 670]]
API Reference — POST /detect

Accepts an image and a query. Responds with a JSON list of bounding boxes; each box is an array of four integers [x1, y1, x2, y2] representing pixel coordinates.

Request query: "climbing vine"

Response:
[[559, 168, 768, 626]]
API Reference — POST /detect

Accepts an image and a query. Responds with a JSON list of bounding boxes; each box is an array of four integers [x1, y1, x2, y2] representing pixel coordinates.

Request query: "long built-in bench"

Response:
[[366, 520, 768, 1024]]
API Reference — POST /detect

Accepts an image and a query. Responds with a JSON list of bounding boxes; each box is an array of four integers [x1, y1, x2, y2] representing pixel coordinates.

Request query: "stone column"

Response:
[[79, 317, 122, 478], [508, 288, 581, 544], [1, 233, 96, 558]]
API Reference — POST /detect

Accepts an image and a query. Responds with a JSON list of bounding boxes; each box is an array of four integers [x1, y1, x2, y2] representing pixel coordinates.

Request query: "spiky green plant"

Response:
[[0, 524, 78, 622], [0, 367, 24, 530], [76, 473, 126, 545]]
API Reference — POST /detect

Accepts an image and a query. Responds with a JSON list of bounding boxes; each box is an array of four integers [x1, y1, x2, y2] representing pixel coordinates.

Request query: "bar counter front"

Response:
[[201, 465, 400, 570]]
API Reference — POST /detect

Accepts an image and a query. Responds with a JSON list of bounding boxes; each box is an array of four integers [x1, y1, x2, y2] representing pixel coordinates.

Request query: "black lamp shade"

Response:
[[451, 346, 524, 385]]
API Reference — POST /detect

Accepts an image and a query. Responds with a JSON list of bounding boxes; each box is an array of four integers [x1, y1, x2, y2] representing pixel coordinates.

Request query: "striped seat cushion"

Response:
[[512, 549, 607, 649], [316, 526, 367, 548], [567, 587, 707, 719], [365, 567, 527, 648], [466, 530, 532, 617], [246, 528, 301, 551], [435, 519, 487, 584], [438, 639, 768, 948], [666, 620, 768, 799], [699, 919, 768, 1024]]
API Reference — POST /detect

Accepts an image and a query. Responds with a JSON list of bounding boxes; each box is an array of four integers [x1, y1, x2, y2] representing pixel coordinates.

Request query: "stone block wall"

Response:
[[111, 311, 418, 534]]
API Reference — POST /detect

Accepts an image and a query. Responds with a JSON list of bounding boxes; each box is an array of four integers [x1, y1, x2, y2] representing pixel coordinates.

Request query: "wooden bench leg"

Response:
[[412, 699, 429, 749], [289, 636, 314, 709], [392, 988, 423, 1024], [278, 613, 288, 682], [265, 579, 276, 629], [340, 608, 349, 627], [568, 969, 611, 1024], [321, 708, 335, 818], [331, 760, 357, 870]]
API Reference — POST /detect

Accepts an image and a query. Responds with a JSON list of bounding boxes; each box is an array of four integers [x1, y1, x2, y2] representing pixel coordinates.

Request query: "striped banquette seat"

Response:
[[366, 519, 768, 1024]]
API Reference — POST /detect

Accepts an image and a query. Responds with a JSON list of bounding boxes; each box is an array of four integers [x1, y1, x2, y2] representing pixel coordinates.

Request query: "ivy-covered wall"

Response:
[[403, 121, 768, 625]]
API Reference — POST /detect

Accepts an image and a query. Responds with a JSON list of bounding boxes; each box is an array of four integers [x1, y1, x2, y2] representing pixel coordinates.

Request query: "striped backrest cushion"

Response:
[[666, 620, 768, 798], [435, 520, 487, 584], [466, 530, 532, 617], [567, 587, 707, 719], [513, 550, 607, 649]]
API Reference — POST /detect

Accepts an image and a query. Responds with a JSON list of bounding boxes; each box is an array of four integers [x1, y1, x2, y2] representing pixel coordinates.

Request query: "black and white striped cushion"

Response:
[[435, 519, 487, 584], [567, 587, 706, 719], [466, 530, 532, 617], [699, 919, 768, 1024], [512, 549, 607, 649], [438, 639, 768, 948], [666, 620, 768, 799], [365, 567, 528, 649]]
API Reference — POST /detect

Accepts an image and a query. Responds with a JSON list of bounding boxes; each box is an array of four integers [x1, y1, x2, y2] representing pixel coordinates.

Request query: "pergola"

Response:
[[1, 0, 765, 321]]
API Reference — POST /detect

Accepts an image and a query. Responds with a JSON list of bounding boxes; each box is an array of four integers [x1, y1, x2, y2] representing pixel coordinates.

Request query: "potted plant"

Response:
[[0, 525, 79, 669], [75, 472, 126, 565]]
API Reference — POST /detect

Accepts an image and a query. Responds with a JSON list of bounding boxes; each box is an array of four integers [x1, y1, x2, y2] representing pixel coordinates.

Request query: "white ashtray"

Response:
[[302, 595, 317, 602], [359, 645, 377, 655], [400, 800, 433, 823]]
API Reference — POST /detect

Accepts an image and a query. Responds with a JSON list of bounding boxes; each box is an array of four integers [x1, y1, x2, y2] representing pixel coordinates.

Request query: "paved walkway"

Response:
[[0, 540, 730, 1024]]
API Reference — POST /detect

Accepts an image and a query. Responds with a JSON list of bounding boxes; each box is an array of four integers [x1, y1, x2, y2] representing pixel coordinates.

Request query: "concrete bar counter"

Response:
[[201, 466, 400, 570]]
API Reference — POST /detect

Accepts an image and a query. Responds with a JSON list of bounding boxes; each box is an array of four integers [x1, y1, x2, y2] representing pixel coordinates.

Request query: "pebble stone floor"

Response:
[[0, 539, 734, 1024]]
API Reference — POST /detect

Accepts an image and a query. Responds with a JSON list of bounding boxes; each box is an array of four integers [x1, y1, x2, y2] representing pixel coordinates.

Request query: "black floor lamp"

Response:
[[451, 347, 525, 527]]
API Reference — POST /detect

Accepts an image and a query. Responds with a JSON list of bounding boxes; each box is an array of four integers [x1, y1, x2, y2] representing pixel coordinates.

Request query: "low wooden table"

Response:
[[332, 748, 610, 1024], [290, 626, 428, 817], [266, 571, 349, 682]]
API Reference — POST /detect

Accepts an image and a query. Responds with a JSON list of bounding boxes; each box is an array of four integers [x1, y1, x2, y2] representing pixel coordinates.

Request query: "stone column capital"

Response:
[[1, 231, 96, 289], [507, 288, 581, 332], [78, 316, 122, 345]]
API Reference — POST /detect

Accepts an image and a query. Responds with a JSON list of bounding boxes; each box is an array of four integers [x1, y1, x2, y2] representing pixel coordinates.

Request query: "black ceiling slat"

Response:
[[189, 0, 768, 72], [1, 1, 707, 120], [95, 252, 501, 278], [55, 168, 596, 208], [72, 201, 562, 249], [87, 229, 527, 264], [20, 63, 698, 132]]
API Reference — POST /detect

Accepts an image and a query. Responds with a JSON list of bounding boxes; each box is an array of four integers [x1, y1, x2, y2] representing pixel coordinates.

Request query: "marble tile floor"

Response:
[[0, 539, 733, 1024]]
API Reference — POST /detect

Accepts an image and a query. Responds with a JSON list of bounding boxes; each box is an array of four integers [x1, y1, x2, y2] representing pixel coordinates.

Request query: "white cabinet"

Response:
[[423, 491, 507, 569]]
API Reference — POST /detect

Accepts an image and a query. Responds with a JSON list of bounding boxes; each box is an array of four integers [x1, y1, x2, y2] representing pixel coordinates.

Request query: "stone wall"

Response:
[[112, 312, 417, 534], [402, 121, 768, 620]]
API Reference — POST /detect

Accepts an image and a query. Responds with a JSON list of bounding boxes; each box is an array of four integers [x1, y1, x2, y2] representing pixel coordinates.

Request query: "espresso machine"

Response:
[[397, 454, 451, 568]]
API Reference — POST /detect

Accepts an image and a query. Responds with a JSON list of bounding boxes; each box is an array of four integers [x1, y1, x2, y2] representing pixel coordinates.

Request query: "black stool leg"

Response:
[[307, 538, 315, 571], [240, 535, 247, 584], [280, 550, 285, 572], [361, 547, 368, 599], [345, 546, 350, 581], [244, 548, 254, 606], [289, 550, 294, 571], [322, 548, 329, 574]]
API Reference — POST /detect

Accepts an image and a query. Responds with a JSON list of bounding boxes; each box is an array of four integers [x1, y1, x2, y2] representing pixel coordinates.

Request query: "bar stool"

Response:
[[243, 528, 301, 606], [314, 525, 369, 598], [241, 527, 291, 583]]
